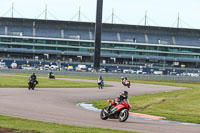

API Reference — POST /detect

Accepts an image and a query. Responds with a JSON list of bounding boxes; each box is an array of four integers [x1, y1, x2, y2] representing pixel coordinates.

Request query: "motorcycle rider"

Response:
[[29, 73, 38, 84], [121, 76, 129, 85], [115, 91, 128, 104], [48, 71, 54, 78], [124, 77, 129, 82], [98, 76, 103, 82], [97, 76, 104, 88], [108, 91, 128, 114], [97, 76, 103, 83], [124, 77, 129, 84]]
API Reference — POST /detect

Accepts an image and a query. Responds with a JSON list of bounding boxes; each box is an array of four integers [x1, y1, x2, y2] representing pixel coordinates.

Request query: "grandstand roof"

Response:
[[0, 17, 200, 37]]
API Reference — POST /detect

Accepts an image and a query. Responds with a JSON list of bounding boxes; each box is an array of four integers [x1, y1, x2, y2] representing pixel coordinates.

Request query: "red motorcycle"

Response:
[[100, 99, 131, 122], [122, 80, 131, 88]]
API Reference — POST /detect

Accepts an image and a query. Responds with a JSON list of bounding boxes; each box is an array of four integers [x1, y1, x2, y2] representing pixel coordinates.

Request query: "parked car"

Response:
[[76, 65, 87, 72], [0, 61, 8, 69], [44, 65, 50, 70], [11, 62, 18, 69], [50, 65, 60, 71], [123, 69, 135, 74], [67, 66, 74, 71], [99, 68, 106, 72], [112, 69, 122, 73]]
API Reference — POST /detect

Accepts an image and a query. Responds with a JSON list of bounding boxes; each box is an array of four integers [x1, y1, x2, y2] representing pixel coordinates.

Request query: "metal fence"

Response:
[[1, 69, 200, 81]]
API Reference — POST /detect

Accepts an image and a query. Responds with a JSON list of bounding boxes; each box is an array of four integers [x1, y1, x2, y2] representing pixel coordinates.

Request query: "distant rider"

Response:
[[30, 73, 38, 84], [48, 71, 54, 78], [97, 76, 104, 87], [124, 77, 128, 83], [98, 76, 104, 84], [121, 76, 128, 85]]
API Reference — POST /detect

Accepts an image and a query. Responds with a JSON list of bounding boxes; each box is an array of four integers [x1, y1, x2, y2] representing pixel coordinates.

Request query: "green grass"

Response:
[[0, 115, 137, 133], [88, 80, 200, 124], [0, 74, 135, 133], [0, 72, 119, 81], [1, 72, 200, 130], [0, 75, 112, 88]]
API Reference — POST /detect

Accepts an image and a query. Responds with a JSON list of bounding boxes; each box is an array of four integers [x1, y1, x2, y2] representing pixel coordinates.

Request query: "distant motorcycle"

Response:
[[97, 80, 104, 89], [49, 74, 55, 79], [28, 78, 38, 90], [100, 99, 131, 122], [122, 80, 131, 88]]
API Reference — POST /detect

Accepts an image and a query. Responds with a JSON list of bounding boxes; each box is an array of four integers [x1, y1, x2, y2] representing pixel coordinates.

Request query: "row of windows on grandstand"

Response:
[[0, 37, 200, 54], [1, 27, 200, 45], [0, 31, 178, 45], [0, 44, 198, 59]]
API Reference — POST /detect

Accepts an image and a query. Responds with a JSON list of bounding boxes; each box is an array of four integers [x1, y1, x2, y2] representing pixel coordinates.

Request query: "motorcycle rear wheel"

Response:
[[119, 109, 129, 122], [100, 108, 108, 120]]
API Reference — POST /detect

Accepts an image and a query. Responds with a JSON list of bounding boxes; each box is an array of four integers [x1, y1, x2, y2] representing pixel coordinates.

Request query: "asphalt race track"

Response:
[[0, 76, 200, 133]]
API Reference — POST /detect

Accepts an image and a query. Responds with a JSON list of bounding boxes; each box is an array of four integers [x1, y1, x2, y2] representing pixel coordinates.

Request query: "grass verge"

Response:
[[0, 73, 135, 133], [0, 115, 137, 133], [1, 73, 200, 125], [88, 80, 200, 124], [0, 75, 112, 88]]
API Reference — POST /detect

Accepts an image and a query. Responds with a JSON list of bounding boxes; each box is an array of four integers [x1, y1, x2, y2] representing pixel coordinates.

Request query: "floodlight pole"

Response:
[[112, 8, 114, 24], [45, 4, 47, 20], [11, 3, 14, 18], [144, 10, 147, 26], [177, 12, 180, 28], [94, 0, 103, 71], [78, 6, 81, 21]]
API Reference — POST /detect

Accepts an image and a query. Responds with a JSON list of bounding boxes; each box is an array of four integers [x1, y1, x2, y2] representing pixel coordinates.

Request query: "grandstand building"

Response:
[[0, 17, 200, 68]]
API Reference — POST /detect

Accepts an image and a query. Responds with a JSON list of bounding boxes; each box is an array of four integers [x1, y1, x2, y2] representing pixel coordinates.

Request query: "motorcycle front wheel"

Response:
[[100, 108, 109, 120], [119, 109, 129, 122]]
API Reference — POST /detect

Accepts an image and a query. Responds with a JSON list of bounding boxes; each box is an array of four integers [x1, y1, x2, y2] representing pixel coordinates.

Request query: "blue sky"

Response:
[[1, 0, 200, 29]]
